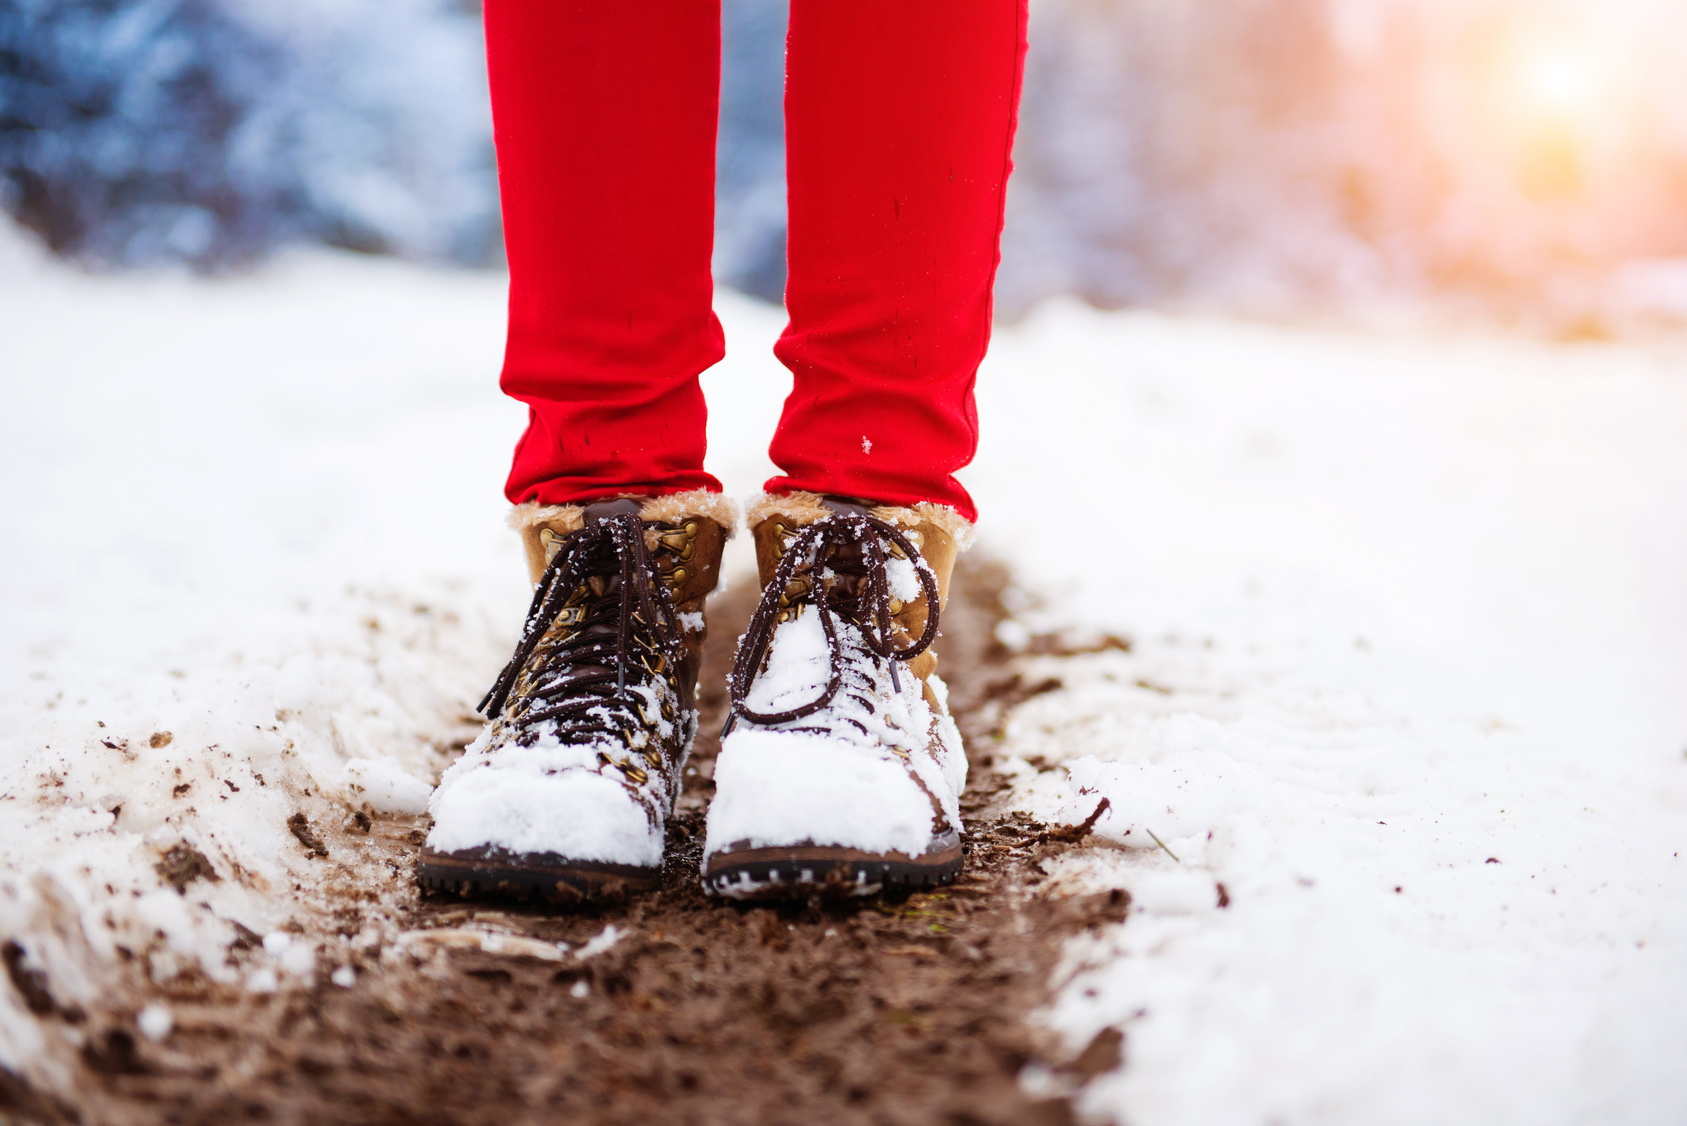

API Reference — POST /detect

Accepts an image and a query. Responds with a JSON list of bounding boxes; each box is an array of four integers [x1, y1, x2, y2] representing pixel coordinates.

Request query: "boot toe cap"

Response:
[[704, 728, 951, 858], [427, 765, 663, 867]]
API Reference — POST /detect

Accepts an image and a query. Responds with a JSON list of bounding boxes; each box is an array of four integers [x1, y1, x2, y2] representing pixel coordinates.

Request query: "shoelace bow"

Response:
[[479, 513, 684, 744], [724, 513, 940, 736]]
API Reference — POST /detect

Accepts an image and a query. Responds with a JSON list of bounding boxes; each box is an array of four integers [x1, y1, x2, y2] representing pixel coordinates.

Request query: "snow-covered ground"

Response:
[[2, 222, 1685, 1122], [977, 310, 1687, 1124]]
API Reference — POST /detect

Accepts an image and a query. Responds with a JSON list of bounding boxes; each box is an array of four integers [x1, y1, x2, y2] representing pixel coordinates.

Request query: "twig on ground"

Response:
[[1041, 797, 1112, 844], [1145, 827, 1180, 863]]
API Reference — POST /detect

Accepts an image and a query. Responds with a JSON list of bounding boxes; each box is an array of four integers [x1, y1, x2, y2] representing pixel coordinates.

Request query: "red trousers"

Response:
[[488, 1, 1027, 523]]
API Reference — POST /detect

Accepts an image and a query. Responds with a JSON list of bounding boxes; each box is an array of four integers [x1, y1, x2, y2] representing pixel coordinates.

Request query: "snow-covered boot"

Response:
[[419, 493, 732, 901], [702, 493, 971, 899]]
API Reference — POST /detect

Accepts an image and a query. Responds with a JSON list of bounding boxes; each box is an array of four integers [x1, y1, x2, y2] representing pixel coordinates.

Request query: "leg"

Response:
[[704, 2, 1029, 899], [423, 4, 735, 904], [487, 0, 725, 504], [768, 0, 1029, 523]]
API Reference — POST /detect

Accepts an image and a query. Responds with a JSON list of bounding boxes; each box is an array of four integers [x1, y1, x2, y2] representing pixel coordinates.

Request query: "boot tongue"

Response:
[[582, 498, 643, 526], [810, 499, 878, 614], [820, 496, 873, 519], [577, 499, 640, 608]]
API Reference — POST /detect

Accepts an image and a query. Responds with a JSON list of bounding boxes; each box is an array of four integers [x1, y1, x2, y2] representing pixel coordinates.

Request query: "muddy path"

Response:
[[31, 561, 1127, 1126]]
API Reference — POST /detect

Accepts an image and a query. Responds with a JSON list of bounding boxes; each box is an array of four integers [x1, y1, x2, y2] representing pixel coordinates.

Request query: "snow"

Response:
[[705, 583, 965, 858], [575, 924, 623, 960], [135, 1003, 172, 1041], [425, 729, 666, 864], [970, 302, 1687, 1125], [2, 220, 1685, 1120], [343, 755, 434, 815], [707, 729, 947, 856]]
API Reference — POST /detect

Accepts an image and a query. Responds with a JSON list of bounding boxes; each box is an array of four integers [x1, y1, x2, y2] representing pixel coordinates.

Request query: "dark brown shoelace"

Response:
[[479, 513, 683, 746], [723, 511, 940, 737]]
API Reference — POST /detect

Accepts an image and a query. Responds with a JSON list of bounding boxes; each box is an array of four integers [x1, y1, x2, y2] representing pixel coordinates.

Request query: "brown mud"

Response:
[[15, 560, 1127, 1126]]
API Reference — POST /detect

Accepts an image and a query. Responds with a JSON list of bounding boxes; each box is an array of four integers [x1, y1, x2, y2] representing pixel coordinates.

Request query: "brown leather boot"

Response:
[[702, 492, 972, 899], [419, 491, 733, 902]]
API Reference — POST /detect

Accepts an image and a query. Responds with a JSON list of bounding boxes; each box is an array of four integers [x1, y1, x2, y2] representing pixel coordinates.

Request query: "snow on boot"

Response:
[[419, 492, 732, 902], [703, 493, 972, 899]]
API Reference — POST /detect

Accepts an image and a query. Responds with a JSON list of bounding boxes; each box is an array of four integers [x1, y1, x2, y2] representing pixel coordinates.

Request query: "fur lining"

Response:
[[508, 500, 585, 536], [746, 490, 976, 550], [744, 490, 833, 530], [509, 489, 739, 538], [637, 490, 740, 536]]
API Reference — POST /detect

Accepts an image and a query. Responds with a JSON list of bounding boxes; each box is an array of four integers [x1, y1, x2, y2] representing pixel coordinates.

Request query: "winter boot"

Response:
[[419, 492, 732, 902], [702, 492, 972, 899]]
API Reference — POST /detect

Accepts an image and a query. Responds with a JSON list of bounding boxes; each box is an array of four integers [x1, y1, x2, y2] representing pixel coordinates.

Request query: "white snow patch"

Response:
[[343, 756, 434, 815], [575, 924, 623, 960], [970, 303, 1687, 1126], [706, 604, 964, 856], [397, 928, 568, 961], [425, 730, 664, 864], [136, 1004, 173, 1041], [278, 941, 316, 979]]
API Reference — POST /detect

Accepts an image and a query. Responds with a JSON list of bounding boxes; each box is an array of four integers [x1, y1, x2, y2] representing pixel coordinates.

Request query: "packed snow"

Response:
[[707, 603, 965, 860], [426, 726, 667, 864], [2, 221, 1685, 1121]]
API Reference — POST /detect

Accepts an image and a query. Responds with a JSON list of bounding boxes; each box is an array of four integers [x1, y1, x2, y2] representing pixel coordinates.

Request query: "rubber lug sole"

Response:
[[702, 834, 963, 901], [417, 845, 659, 905]]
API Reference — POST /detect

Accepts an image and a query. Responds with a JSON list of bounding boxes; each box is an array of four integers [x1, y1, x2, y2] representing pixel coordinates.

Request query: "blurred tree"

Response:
[[0, 0, 497, 269]]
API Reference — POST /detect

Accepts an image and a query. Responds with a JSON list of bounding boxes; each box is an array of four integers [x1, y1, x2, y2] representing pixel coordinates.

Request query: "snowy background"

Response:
[[3, 0, 1687, 1122], [9, 0, 1687, 326]]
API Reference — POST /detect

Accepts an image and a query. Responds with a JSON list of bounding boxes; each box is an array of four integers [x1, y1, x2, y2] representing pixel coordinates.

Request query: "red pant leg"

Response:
[[769, 0, 1029, 523], [487, 0, 724, 505]]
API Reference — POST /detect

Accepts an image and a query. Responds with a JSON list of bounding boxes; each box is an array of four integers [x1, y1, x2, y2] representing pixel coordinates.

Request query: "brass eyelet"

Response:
[[658, 521, 700, 561]]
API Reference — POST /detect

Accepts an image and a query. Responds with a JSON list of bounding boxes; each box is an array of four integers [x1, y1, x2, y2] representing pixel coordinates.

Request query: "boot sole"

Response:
[[417, 846, 660, 905], [702, 834, 963, 900]]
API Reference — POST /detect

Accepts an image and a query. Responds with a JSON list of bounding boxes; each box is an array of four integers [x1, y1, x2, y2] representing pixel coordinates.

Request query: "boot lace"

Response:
[[479, 513, 684, 752], [724, 512, 940, 736]]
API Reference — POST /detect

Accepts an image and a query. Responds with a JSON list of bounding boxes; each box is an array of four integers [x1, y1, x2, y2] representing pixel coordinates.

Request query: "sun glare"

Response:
[[1518, 43, 1599, 115], [1474, 12, 1637, 198], [1490, 19, 1616, 134]]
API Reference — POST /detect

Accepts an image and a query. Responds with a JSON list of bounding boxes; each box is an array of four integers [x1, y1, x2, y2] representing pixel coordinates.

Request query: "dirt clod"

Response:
[[287, 812, 329, 858], [155, 843, 220, 893], [3, 940, 58, 1016], [81, 1029, 150, 1076], [1067, 1027, 1125, 1080]]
